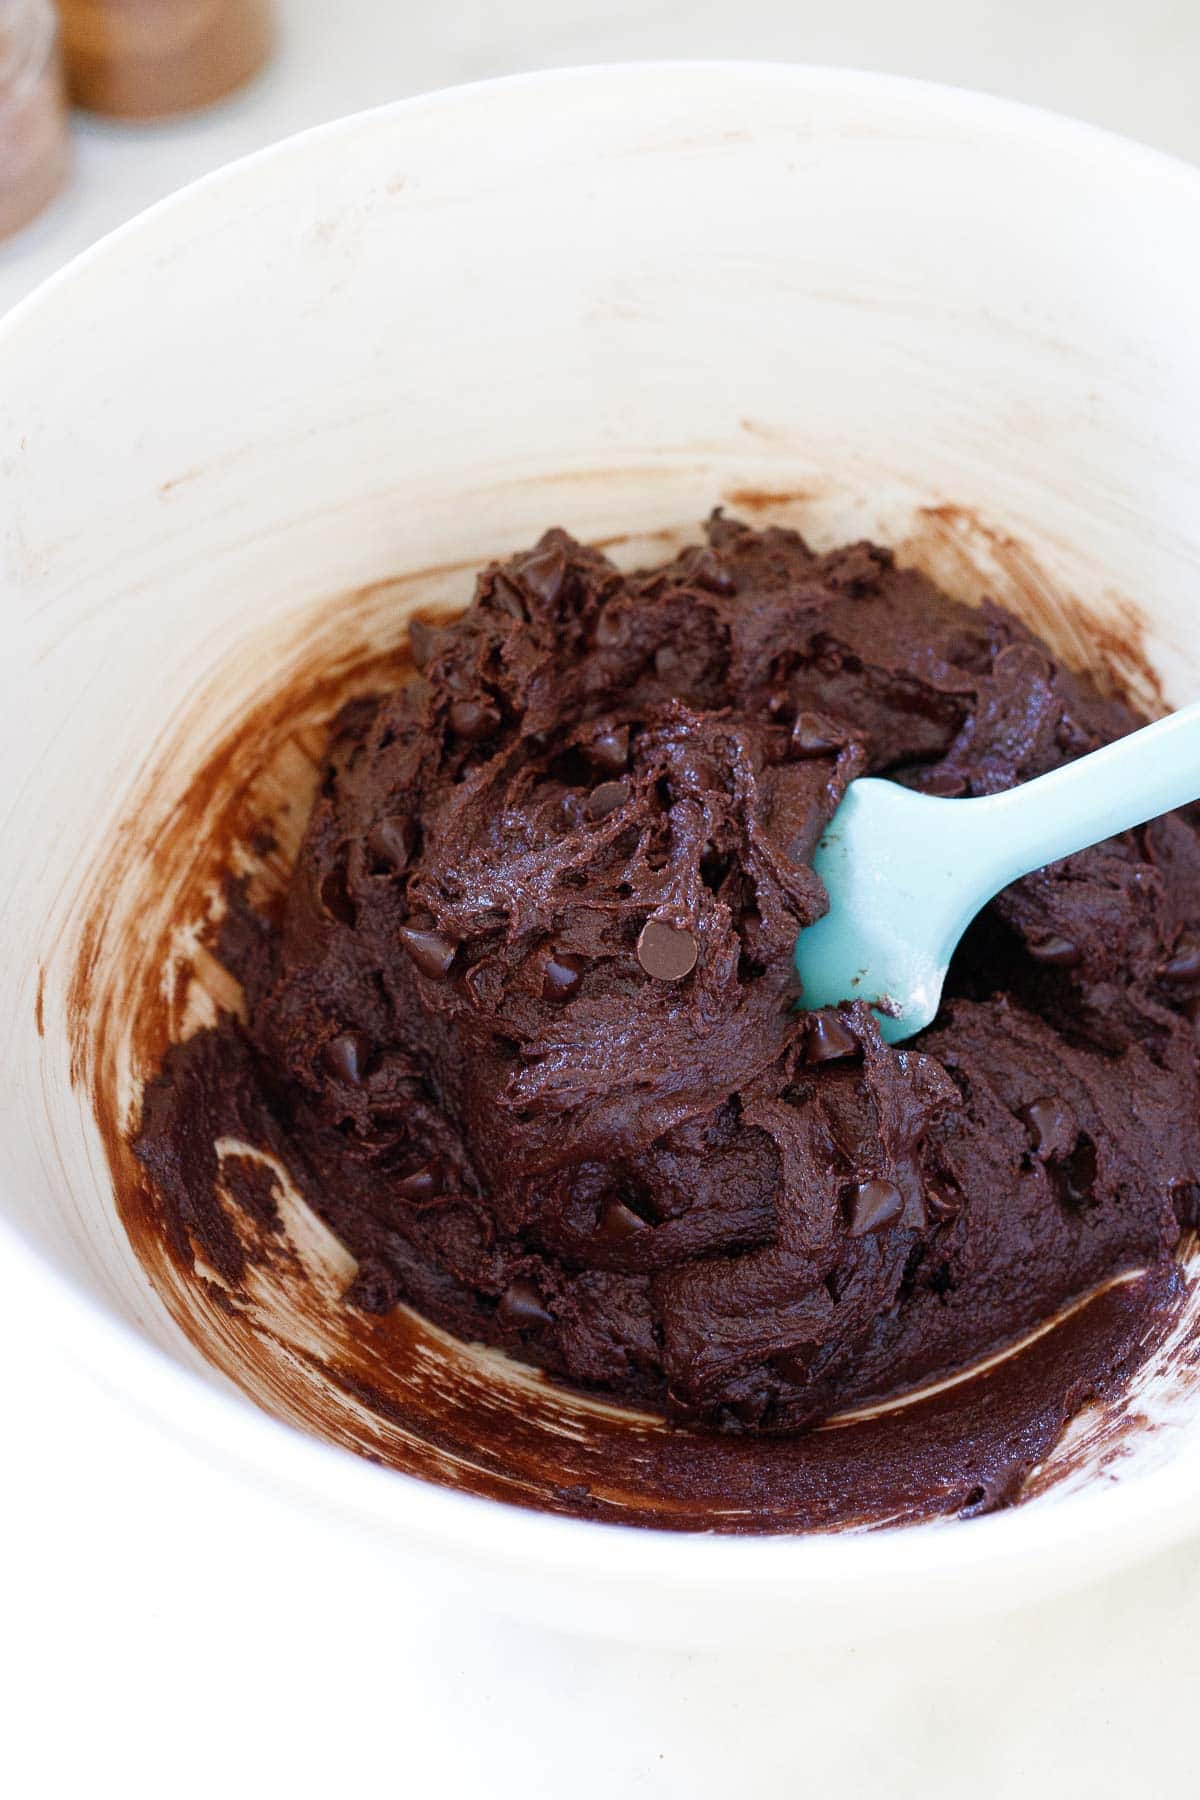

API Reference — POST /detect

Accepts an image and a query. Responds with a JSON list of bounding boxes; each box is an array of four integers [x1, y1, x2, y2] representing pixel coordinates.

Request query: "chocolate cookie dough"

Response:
[[136, 514, 1200, 1437]]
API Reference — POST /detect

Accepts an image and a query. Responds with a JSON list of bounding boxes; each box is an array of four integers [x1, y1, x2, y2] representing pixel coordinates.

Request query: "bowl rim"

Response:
[[7, 58, 1200, 1604]]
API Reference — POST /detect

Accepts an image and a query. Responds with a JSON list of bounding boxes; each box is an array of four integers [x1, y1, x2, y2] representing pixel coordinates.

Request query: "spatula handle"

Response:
[[972, 699, 1200, 891]]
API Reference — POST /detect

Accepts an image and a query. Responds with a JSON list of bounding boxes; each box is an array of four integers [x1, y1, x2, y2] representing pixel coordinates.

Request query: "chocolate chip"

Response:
[[407, 617, 443, 670], [844, 1177, 904, 1236], [450, 698, 501, 742], [918, 770, 968, 799], [637, 918, 698, 982], [542, 951, 588, 1001], [669, 753, 720, 793], [1161, 937, 1200, 983], [366, 814, 416, 874], [654, 645, 682, 680], [396, 1162, 439, 1200], [803, 1011, 859, 1064], [586, 779, 630, 820], [926, 1183, 963, 1222], [588, 725, 629, 774], [1028, 934, 1081, 968], [594, 608, 626, 649], [318, 861, 355, 925], [686, 549, 736, 596], [323, 1031, 372, 1085], [597, 1199, 650, 1243], [1048, 1133, 1097, 1211], [497, 1277, 553, 1329], [516, 542, 569, 605], [398, 926, 457, 979], [824, 1267, 850, 1303], [1022, 1095, 1076, 1160], [790, 711, 845, 758], [489, 573, 527, 619]]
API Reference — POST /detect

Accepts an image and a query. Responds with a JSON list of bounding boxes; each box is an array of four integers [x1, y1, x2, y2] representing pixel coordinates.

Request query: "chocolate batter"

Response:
[[136, 514, 1200, 1444]]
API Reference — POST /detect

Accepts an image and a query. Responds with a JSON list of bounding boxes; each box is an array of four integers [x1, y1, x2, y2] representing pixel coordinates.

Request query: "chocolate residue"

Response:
[[70, 512, 1200, 1532], [899, 504, 1167, 720], [723, 486, 821, 514]]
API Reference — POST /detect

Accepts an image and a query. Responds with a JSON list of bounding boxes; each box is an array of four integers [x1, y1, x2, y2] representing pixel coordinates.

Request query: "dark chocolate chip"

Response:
[[637, 918, 698, 982], [1028, 934, 1081, 968], [407, 617, 442, 670], [557, 790, 583, 830], [516, 542, 569, 605], [366, 814, 416, 874], [450, 698, 501, 742], [323, 1031, 372, 1085], [1161, 937, 1200, 984], [1022, 1095, 1076, 1160], [594, 608, 626, 649], [918, 770, 968, 799], [398, 926, 457, 979], [926, 1182, 963, 1222], [670, 753, 720, 793], [844, 1177, 904, 1237], [588, 725, 630, 774], [900, 1182, 928, 1231], [497, 1278, 553, 1330], [824, 1267, 850, 1303], [790, 711, 845, 758], [586, 779, 630, 820], [318, 862, 355, 925], [686, 549, 737, 595], [1048, 1133, 1097, 1211], [542, 951, 588, 1002], [597, 1199, 650, 1243], [489, 573, 527, 619], [803, 1011, 859, 1064], [396, 1162, 439, 1200]]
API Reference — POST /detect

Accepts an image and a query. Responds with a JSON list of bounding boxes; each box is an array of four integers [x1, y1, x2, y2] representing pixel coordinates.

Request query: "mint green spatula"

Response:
[[795, 702, 1200, 1044]]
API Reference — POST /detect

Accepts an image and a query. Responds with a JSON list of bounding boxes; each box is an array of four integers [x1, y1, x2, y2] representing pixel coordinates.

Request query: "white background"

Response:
[[4, 3, 1200, 1795]]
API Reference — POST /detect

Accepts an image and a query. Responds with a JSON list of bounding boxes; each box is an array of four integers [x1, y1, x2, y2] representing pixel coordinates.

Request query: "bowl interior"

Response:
[[4, 65, 1200, 1549]]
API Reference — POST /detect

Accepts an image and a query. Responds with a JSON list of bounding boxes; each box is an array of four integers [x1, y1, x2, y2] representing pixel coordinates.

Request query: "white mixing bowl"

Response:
[[4, 63, 1200, 1648]]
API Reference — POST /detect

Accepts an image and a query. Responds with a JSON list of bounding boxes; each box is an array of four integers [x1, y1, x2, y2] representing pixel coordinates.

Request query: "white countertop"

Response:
[[5, 5, 1200, 1795]]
